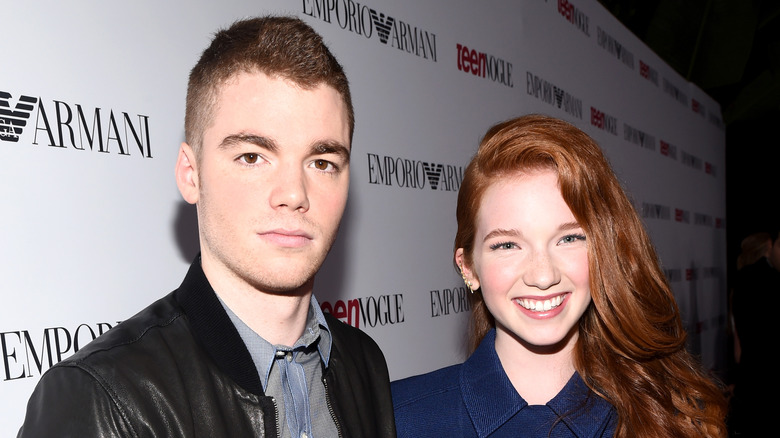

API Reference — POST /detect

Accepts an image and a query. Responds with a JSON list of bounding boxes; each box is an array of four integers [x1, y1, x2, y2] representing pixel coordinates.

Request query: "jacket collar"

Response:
[[174, 256, 264, 396], [460, 329, 615, 437]]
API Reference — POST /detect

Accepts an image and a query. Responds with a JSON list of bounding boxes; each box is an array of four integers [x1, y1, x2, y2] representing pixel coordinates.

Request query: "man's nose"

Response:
[[269, 164, 310, 212]]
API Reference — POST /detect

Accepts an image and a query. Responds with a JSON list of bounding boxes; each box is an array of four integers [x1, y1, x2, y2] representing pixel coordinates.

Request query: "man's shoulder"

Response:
[[323, 312, 393, 384], [325, 312, 382, 351], [59, 291, 187, 369]]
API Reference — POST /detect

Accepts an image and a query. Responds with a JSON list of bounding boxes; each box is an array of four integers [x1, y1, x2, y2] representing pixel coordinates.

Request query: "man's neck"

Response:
[[221, 287, 312, 347], [201, 257, 314, 346]]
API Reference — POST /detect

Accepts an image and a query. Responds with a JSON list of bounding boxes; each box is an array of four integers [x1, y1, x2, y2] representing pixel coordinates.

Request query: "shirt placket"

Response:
[[275, 348, 312, 438]]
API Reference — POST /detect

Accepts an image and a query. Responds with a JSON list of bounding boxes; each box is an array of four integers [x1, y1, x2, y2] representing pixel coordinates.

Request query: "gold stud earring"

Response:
[[459, 264, 474, 294]]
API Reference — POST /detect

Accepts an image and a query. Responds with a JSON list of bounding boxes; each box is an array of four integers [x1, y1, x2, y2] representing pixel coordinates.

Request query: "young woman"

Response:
[[392, 114, 727, 437]]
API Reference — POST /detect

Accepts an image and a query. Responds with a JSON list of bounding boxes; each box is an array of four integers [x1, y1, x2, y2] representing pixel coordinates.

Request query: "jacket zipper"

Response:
[[322, 378, 343, 438], [271, 397, 281, 438]]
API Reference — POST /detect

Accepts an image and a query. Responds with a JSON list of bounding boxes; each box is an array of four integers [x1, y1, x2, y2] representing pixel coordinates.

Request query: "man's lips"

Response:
[[258, 229, 313, 247]]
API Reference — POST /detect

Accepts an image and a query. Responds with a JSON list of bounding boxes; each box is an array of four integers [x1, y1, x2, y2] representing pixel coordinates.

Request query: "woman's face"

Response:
[[458, 169, 591, 351]]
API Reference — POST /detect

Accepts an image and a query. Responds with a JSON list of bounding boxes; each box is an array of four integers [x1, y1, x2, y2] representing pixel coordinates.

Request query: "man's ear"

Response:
[[175, 142, 199, 205], [455, 248, 480, 291]]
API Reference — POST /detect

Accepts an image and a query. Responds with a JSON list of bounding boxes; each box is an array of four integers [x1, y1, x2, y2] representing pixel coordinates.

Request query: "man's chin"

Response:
[[248, 269, 317, 296]]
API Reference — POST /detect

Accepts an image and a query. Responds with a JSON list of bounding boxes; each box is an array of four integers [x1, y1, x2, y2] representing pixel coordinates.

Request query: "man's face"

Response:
[[179, 72, 350, 295]]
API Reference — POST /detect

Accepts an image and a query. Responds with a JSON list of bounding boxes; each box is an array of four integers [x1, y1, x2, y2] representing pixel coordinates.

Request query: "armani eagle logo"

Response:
[[0, 91, 38, 143]]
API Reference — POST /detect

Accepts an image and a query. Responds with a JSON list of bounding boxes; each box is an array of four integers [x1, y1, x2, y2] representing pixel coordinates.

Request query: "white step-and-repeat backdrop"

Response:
[[1, 0, 726, 433]]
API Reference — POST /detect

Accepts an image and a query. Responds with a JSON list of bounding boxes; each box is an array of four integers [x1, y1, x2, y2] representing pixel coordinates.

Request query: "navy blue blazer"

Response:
[[391, 329, 617, 437]]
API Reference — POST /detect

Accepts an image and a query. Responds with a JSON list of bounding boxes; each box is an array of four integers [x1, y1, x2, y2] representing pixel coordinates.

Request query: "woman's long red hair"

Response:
[[455, 114, 727, 437]]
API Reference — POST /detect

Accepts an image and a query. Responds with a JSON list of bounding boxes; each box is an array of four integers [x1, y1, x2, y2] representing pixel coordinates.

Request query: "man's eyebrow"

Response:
[[217, 134, 350, 161], [218, 134, 277, 151], [312, 140, 351, 161]]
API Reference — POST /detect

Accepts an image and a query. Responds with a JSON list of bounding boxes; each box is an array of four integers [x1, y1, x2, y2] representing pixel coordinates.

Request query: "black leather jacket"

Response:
[[18, 261, 397, 437]]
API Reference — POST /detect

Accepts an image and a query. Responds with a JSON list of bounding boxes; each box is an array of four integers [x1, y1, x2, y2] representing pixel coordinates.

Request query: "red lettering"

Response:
[[558, 0, 573, 22], [660, 140, 669, 156], [347, 298, 359, 328], [640, 60, 649, 78], [590, 107, 604, 128], [469, 49, 479, 75], [459, 44, 470, 73], [333, 300, 347, 320], [456, 43, 488, 78], [320, 299, 361, 328], [477, 52, 486, 77]]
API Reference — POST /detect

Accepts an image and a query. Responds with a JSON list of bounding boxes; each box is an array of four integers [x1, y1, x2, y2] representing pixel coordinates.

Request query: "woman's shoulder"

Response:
[[391, 362, 462, 408], [391, 364, 474, 436]]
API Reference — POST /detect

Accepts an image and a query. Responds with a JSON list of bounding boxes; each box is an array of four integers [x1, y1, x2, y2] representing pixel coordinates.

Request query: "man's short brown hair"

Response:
[[185, 16, 353, 155]]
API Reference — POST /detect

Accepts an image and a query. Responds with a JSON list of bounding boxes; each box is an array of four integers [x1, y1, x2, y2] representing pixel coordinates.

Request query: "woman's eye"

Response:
[[490, 242, 516, 250], [560, 234, 586, 244]]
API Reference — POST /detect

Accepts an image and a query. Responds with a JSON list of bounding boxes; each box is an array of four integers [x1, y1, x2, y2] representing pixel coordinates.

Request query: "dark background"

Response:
[[598, 0, 780, 285]]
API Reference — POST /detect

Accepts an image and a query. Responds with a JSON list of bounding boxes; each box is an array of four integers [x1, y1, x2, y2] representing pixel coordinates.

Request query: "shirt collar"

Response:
[[309, 294, 332, 365], [220, 294, 332, 391], [461, 329, 526, 436], [460, 329, 615, 437], [547, 372, 616, 437]]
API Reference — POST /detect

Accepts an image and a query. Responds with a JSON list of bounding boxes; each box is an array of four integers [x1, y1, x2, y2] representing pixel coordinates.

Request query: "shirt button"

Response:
[[301, 433, 308, 438], [286, 352, 293, 362]]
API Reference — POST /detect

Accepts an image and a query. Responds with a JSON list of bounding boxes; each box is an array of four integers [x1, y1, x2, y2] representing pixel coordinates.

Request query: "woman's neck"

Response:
[[493, 326, 578, 405]]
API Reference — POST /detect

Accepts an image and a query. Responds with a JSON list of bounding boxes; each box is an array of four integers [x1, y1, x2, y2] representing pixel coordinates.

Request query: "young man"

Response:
[[18, 16, 396, 437]]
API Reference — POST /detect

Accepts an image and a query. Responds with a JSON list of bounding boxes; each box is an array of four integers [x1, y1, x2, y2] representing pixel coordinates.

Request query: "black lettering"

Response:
[[123, 113, 152, 157], [394, 294, 404, 323], [73, 324, 97, 351], [24, 329, 54, 376], [76, 105, 103, 151], [54, 100, 75, 148], [1, 332, 25, 381], [32, 100, 58, 147], [430, 290, 442, 317], [105, 110, 127, 155]]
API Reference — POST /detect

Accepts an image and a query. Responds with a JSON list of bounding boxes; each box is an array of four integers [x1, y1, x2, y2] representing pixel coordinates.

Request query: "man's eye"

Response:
[[313, 159, 333, 171], [241, 153, 259, 164]]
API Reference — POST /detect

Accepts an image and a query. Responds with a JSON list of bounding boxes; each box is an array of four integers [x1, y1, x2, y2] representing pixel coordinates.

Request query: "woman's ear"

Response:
[[455, 248, 480, 291]]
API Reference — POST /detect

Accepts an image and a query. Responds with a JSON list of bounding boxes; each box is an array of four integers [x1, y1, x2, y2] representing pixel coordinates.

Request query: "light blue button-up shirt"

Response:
[[221, 295, 338, 438]]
